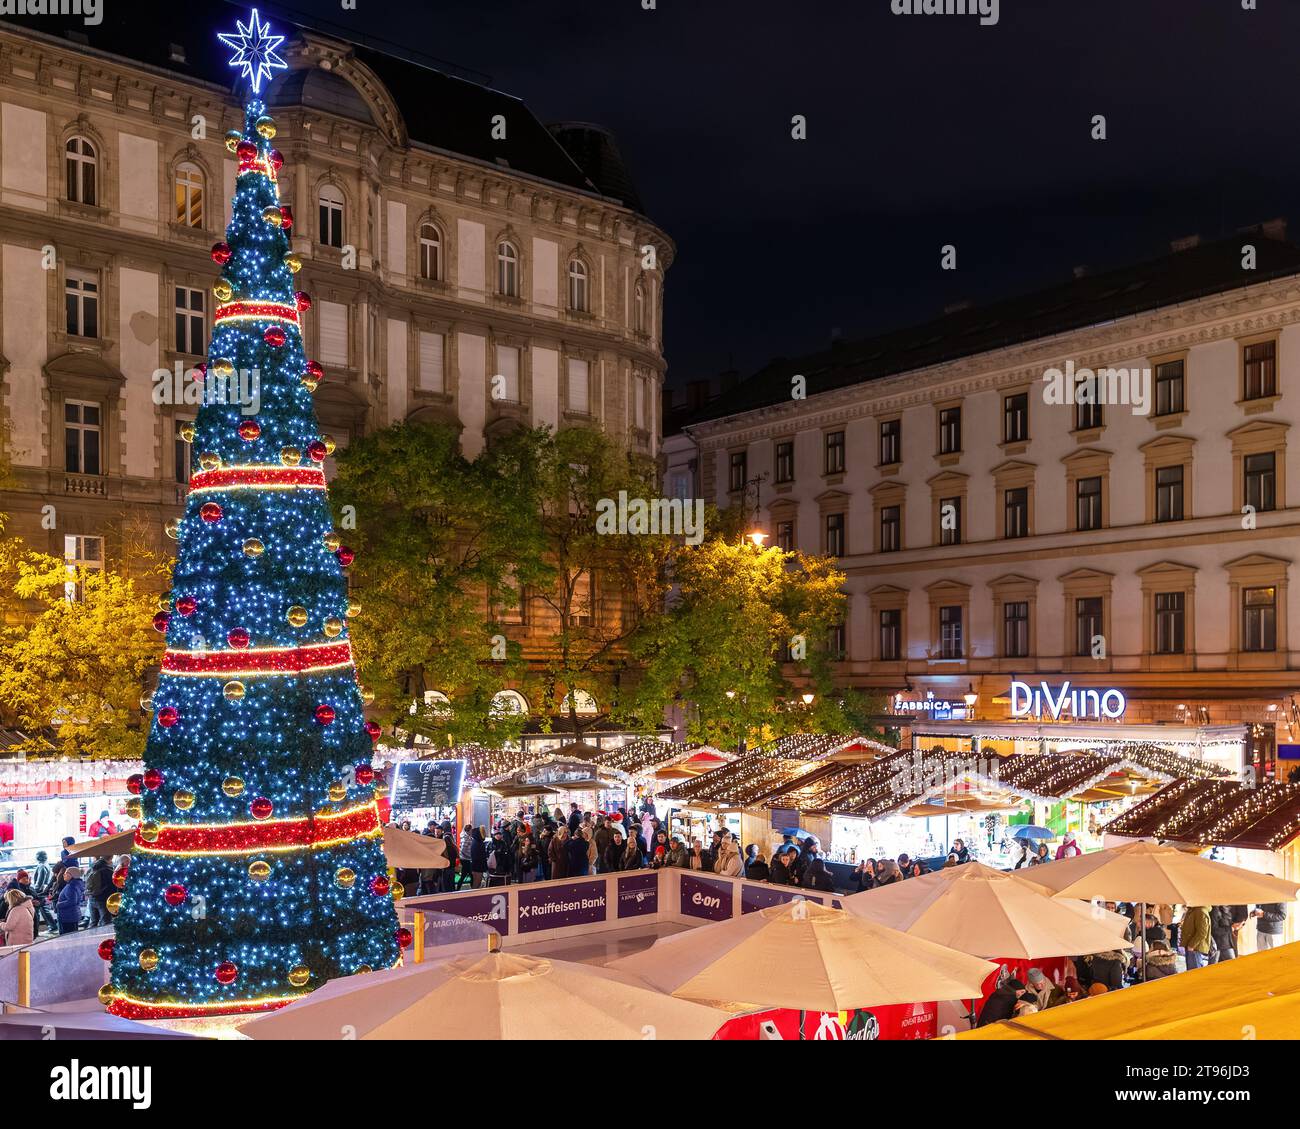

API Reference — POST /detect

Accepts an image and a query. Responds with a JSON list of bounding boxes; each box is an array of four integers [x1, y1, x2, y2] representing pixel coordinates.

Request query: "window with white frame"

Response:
[[174, 417, 193, 484], [174, 162, 204, 227], [63, 534, 103, 602], [568, 258, 589, 312], [65, 401, 101, 475], [65, 137, 97, 205], [65, 269, 99, 338], [175, 287, 205, 355], [566, 358, 590, 415], [497, 240, 519, 297], [419, 223, 442, 281], [495, 345, 521, 403], [318, 184, 344, 248], [418, 331, 445, 392]]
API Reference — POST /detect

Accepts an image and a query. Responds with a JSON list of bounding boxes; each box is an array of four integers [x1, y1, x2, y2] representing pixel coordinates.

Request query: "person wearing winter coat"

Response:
[[84, 856, 114, 928], [714, 840, 743, 878], [1144, 941, 1180, 980], [55, 867, 85, 934], [747, 852, 771, 882], [592, 817, 612, 867], [1055, 831, 1082, 860], [1210, 905, 1236, 962], [1181, 905, 1212, 969], [801, 858, 836, 893], [512, 836, 541, 884], [874, 859, 904, 886], [1085, 949, 1129, 991], [665, 838, 690, 868], [850, 859, 877, 892], [769, 852, 792, 885], [548, 827, 570, 882], [977, 979, 1026, 1027], [621, 837, 644, 871], [566, 828, 591, 877], [1253, 899, 1288, 949], [1025, 967, 1067, 1010], [950, 839, 971, 865], [0, 890, 34, 946], [603, 831, 627, 873]]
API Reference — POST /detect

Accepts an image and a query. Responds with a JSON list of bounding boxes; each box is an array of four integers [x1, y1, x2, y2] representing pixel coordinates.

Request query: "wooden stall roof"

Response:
[[658, 755, 843, 809], [592, 739, 733, 777], [1101, 778, 1300, 852], [761, 733, 897, 761]]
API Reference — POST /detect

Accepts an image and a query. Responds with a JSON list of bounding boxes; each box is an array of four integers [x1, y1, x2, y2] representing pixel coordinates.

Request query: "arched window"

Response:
[[490, 689, 529, 717], [174, 162, 204, 227], [568, 258, 589, 312], [65, 137, 97, 205], [419, 223, 442, 281], [634, 280, 646, 334], [496, 240, 519, 297], [561, 689, 599, 715], [318, 183, 345, 248]]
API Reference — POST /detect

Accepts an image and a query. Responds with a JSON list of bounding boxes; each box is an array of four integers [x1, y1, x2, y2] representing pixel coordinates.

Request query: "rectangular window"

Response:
[[1244, 340, 1277, 401], [879, 609, 901, 662], [1243, 586, 1277, 652], [879, 419, 900, 466], [1074, 374, 1103, 431], [174, 418, 193, 485], [879, 506, 900, 553], [728, 450, 747, 493], [567, 358, 590, 415], [634, 374, 646, 429], [826, 512, 846, 558], [64, 401, 101, 475], [319, 194, 344, 248], [828, 622, 846, 660], [1155, 591, 1185, 655], [1245, 451, 1276, 513], [1076, 476, 1102, 531], [939, 406, 962, 454], [495, 345, 521, 403], [1154, 359, 1185, 416], [939, 605, 963, 659], [776, 520, 794, 552], [62, 534, 103, 603], [1155, 464, 1184, 522], [671, 472, 691, 501], [824, 430, 845, 475], [65, 270, 98, 338], [1003, 392, 1029, 443], [1004, 486, 1029, 539], [1003, 601, 1029, 659], [774, 440, 794, 484], [174, 287, 205, 355], [418, 331, 445, 392], [939, 496, 961, 546], [1076, 596, 1103, 657], [317, 301, 349, 367]]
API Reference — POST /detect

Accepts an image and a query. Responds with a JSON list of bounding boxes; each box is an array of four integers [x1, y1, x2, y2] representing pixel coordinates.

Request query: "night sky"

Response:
[[93, 1, 1300, 387]]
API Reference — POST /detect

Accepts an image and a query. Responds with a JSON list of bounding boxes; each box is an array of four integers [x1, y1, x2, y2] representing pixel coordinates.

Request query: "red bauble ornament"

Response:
[[143, 768, 163, 791], [305, 360, 324, 380], [355, 764, 376, 785], [211, 242, 232, 265], [396, 927, 413, 949], [250, 796, 274, 820], [364, 721, 381, 742], [215, 960, 238, 985], [176, 595, 198, 616], [238, 420, 261, 441], [306, 441, 327, 463], [112, 865, 128, 889], [164, 883, 188, 907], [236, 140, 257, 161], [263, 325, 286, 348], [269, 149, 284, 171], [152, 611, 171, 633], [127, 773, 144, 795], [200, 502, 223, 523], [157, 707, 179, 728], [191, 362, 208, 382], [294, 291, 312, 312], [314, 703, 336, 726], [369, 875, 391, 897], [97, 938, 115, 960], [280, 204, 294, 230], [336, 547, 355, 567], [227, 627, 251, 649]]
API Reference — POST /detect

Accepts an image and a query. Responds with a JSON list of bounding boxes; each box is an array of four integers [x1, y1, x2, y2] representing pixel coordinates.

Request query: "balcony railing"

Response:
[[64, 473, 107, 497]]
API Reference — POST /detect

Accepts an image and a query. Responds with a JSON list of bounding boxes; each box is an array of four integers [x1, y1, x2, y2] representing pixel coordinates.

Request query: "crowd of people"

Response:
[[0, 837, 122, 944]]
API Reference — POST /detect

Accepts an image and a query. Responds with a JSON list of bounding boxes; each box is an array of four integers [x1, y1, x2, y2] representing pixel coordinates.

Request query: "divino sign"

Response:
[[1009, 680, 1126, 721]]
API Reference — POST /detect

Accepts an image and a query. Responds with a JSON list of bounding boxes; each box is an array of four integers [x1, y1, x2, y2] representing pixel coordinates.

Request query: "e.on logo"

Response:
[[691, 891, 721, 910]]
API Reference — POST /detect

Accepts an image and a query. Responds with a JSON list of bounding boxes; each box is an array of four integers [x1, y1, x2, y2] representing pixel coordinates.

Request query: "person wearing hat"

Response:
[[88, 810, 117, 839], [55, 866, 86, 934], [1055, 831, 1082, 860], [977, 978, 1027, 1026], [1025, 967, 1068, 1009]]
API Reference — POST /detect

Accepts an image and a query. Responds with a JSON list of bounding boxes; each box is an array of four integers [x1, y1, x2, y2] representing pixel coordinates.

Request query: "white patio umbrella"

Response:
[[239, 951, 730, 1041], [608, 899, 996, 1012]]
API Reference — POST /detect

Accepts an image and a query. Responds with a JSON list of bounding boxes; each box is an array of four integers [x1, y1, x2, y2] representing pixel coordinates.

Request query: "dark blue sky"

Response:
[[127, 2, 1300, 386]]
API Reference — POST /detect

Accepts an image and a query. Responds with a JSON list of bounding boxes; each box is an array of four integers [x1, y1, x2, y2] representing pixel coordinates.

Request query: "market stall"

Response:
[[0, 758, 138, 868]]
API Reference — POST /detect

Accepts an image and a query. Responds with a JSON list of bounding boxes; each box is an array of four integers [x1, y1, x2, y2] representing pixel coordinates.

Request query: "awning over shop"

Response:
[[658, 756, 843, 810], [1101, 777, 1300, 852]]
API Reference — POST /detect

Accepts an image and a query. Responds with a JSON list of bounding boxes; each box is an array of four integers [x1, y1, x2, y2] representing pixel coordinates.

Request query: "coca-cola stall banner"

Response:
[[679, 874, 733, 921], [716, 1001, 938, 1041], [617, 871, 659, 919], [517, 878, 608, 934], [418, 892, 510, 936]]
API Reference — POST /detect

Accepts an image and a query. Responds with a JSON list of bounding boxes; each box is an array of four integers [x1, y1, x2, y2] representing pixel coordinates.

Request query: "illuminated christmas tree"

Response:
[[103, 9, 403, 1020]]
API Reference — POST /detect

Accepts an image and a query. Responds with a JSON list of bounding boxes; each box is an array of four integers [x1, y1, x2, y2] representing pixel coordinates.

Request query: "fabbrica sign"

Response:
[[1009, 680, 1126, 721]]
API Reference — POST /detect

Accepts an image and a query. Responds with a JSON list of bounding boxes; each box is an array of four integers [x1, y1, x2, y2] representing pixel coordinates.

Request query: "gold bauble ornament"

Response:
[[106, 892, 123, 914], [301, 373, 320, 392], [213, 279, 233, 302], [199, 451, 222, 472], [98, 984, 115, 1005], [223, 680, 246, 702], [140, 694, 155, 712], [243, 538, 265, 558], [139, 948, 160, 971], [360, 688, 375, 706], [279, 446, 302, 466], [211, 357, 236, 378], [288, 965, 311, 988], [328, 781, 347, 803], [322, 617, 343, 638], [222, 776, 245, 797], [248, 859, 271, 882], [391, 881, 405, 900], [322, 435, 337, 456], [262, 204, 284, 227], [286, 605, 308, 627], [179, 423, 195, 444], [224, 129, 242, 153], [164, 518, 181, 541], [125, 799, 142, 821], [138, 821, 160, 843], [284, 253, 302, 274], [322, 531, 341, 552], [355, 964, 373, 975], [173, 789, 195, 811], [334, 867, 356, 889], [346, 601, 361, 618], [256, 115, 277, 140]]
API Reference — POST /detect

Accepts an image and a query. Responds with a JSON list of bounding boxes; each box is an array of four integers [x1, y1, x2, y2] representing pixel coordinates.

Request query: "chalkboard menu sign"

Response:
[[389, 759, 466, 811]]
